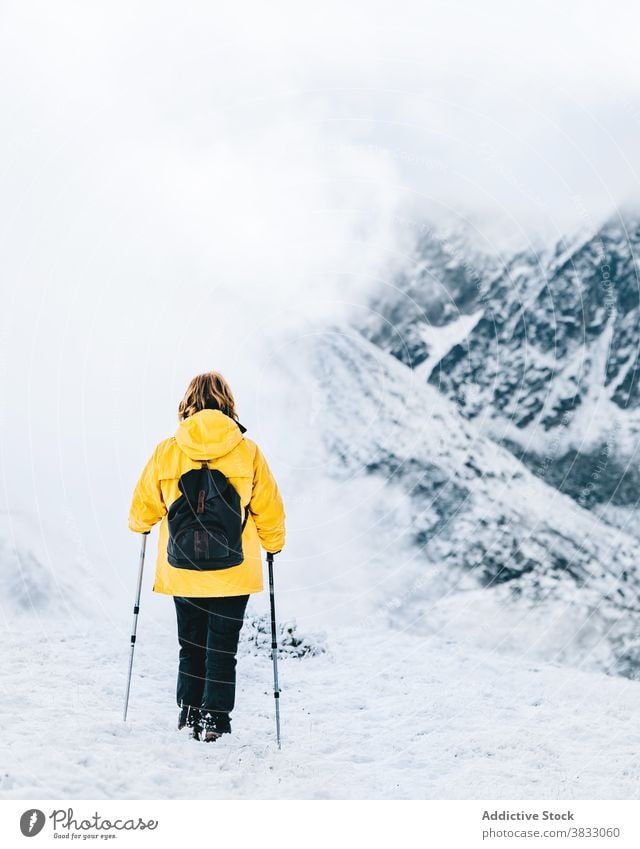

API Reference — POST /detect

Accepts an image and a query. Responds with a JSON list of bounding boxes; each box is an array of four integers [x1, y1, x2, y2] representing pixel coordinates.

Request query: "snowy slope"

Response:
[[429, 213, 640, 511], [283, 327, 640, 679], [364, 211, 640, 513], [2, 615, 640, 800]]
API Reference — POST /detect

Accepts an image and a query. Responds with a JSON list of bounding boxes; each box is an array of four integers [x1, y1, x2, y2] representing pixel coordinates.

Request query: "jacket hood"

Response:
[[174, 409, 245, 461]]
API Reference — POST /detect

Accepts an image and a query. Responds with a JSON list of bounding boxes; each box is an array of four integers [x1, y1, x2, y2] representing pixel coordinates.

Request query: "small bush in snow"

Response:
[[241, 615, 327, 658]]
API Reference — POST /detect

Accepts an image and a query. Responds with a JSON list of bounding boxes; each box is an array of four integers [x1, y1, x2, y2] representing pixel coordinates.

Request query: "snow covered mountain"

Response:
[[361, 212, 640, 519], [287, 328, 640, 679], [361, 221, 503, 371]]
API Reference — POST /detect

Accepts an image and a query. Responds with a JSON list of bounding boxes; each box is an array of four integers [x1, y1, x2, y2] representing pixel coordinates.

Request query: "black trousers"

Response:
[[173, 594, 249, 718]]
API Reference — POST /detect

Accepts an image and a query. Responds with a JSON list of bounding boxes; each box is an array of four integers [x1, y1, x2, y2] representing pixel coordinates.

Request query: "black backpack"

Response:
[[167, 462, 249, 571]]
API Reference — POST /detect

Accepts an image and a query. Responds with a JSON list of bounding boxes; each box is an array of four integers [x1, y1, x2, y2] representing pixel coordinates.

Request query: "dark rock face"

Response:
[[362, 213, 640, 509]]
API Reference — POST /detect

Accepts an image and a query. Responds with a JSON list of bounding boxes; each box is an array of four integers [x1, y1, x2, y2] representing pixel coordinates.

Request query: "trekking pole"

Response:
[[267, 552, 281, 750], [123, 532, 148, 721]]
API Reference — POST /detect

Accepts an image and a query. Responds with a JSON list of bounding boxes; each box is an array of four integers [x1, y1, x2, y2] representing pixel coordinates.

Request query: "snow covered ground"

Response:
[[2, 609, 640, 800]]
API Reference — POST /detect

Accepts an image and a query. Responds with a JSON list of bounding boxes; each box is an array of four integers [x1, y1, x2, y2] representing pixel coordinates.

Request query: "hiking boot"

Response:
[[201, 711, 231, 742], [178, 705, 203, 740]]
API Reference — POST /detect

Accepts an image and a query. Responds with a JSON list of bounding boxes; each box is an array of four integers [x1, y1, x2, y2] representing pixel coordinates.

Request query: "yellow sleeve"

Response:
[[249, 443, 286, 554], [128, 443, 167, 533]]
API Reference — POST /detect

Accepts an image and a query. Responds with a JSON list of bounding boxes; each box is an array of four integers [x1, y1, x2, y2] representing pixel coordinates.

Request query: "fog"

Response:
[[1, 0, 639, 620]]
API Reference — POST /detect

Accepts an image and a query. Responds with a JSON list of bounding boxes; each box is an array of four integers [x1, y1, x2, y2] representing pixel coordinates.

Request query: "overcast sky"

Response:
[[1, 0, 639, 606]]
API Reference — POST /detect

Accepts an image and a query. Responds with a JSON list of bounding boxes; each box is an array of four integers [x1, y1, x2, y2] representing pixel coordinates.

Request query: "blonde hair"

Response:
[[178, 372, 238, 421]]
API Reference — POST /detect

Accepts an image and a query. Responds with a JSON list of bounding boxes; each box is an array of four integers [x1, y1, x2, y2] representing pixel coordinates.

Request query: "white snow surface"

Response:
[[2, 615, 640, 800], [416, 309, 484, 380]]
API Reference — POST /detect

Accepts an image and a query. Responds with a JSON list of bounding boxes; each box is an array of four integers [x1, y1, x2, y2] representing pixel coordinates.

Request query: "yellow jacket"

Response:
[[128, 409, 285, 597]]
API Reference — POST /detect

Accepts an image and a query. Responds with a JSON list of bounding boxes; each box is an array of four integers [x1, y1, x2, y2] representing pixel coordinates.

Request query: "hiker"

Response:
[[128, 371, 286, 741]]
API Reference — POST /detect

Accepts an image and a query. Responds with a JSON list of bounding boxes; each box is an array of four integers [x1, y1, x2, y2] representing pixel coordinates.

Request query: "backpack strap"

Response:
[[197, 461, 209, 514], [200, 458, 251, 531]]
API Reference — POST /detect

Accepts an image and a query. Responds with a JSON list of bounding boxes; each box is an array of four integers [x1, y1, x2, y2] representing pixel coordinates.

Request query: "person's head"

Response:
[[178, 371, 238, 421]]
